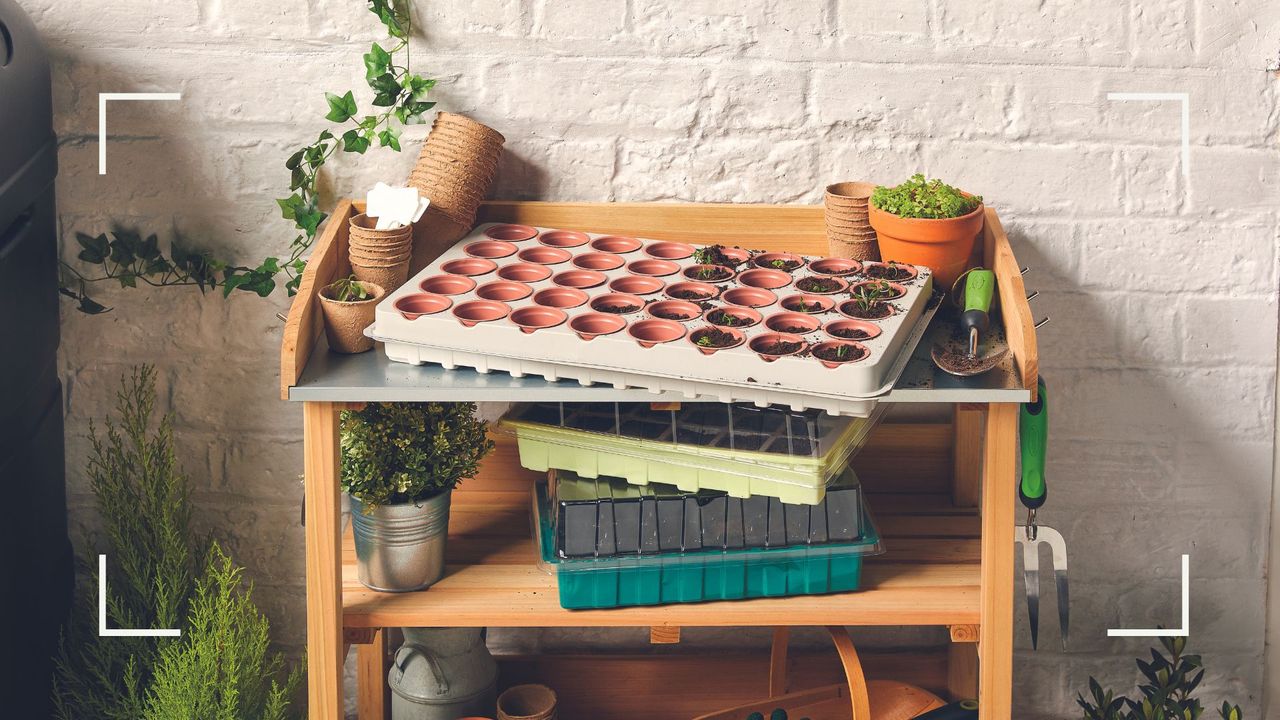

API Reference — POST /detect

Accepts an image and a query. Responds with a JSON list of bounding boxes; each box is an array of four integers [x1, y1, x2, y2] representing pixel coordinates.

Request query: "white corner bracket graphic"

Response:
[[1105, 92, 1190, 178], [1107, 553, 1190, 638], [97, 92, 182, 175], [98, 554, 182, 637]]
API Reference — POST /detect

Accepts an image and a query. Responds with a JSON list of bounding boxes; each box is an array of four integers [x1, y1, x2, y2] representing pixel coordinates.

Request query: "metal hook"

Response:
[[1034, 317, 1051, 329], [1020, 266, 1030, 275], [276, 312, 288, 323], [1026, 291, 1040, 301]]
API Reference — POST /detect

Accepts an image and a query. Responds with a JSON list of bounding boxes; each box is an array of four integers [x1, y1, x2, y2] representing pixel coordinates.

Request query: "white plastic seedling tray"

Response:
[[366, 223, 937, 416]]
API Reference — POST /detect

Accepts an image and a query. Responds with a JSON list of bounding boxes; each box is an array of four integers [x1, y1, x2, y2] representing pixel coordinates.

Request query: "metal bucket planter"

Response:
[[351, 491, 451, 592], [390, 627, 498, 720]]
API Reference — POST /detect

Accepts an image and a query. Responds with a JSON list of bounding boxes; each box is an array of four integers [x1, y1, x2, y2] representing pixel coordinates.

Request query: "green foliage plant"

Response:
[[341, 402, 495, 509], [871, 173, 983, 220], [142, 544, 302, 720], [1077, 636, 1243, 720], [324, 275, 375, 303], [62, 0, 436, 312]]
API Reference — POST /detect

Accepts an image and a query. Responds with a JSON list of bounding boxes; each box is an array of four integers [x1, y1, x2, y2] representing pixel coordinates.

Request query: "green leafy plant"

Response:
[[142, 545, 302, 720], [849, 285, 884, 313], [871, 173, 982, 220], [341, 402, 495, 509], [62, 0, 436, 313], [52, 367, 301, 719], [1077, 636, 1243, 720], [325, 275, 375, 303]]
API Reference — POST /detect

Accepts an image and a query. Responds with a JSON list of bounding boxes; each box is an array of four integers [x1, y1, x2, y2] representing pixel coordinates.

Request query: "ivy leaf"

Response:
[[75, 232, 110, 264], [363, 42, 392, 81], [296, 207, 326, 236], [324, 91, 358, 123], [109, 233, 138, 265], [342, 128, 371, 154], [378, 126, 402, 151], [117, 272, 137, 288], [399, 100, 436, 125], [370, 72, 401, 106], [368, 0, 408, 39], [285, 149, 305, 170], [277, 193, 306, 221], [405, 75, 435, 102], [138, 234, 161, 261], [78, 294, 110, 314]]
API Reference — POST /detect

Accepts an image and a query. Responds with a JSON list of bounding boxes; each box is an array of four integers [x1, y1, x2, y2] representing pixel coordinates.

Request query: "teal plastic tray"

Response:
[[533, 482, 884, 609]]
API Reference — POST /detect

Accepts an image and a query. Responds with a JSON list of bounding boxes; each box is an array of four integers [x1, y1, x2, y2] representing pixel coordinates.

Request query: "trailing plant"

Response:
[[324, 275, 375, 302], [1076, 635, 1243, 720], [142, 544, 303, 720], [52, 367, 301, 719], [61, 0, 437, 313], [871, 173, 982, 220], [341, 402, 494, 509], [53, 366, 201, 720]]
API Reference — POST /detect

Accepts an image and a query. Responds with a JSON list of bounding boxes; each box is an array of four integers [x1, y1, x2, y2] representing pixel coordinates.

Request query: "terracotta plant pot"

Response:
[[752, 252, 806, 272], [441, 257, 497, 277], [851, 280, 907, 300], [664, 281, 720, 301], [533, 287, 589, 308], [498, 263, 553, 283], [721, 287, 777, 308], [868, 201, 985, 291], [689, 325, 746, 355], [318, 281, 385, 354], [765, 312, 821, 334], [517, 247, 572, 265], [794, 275, 849, 295], [484, 224, 538, 241], [780, 294, 835, 314], [510, 306, 567, 334], [452, 300, 510, 327], [628, 319, 686, 348], [646, 300, 702, 322], [643, 241, 696, 260], [682, 264, 736, 283], [419, 274, 477, 296], [626, 259, 681, 277], [609, 275, 665, 295], [475, 280, 534, 302], [824, 318, 883, 341], [496, 684, 557, 720], [394, 292, 452, 320], [748, 332, 806, 362], [570, 312, 626, 341], [737, 268, 792, 290], [551, 270, 608, 289], [464, 240, 518, 259], [589, 293, 646, 315], [703, 305, 762, 328], [591, 235, 643, 254], [571, 252, 625, 271], [809, 257, 862, 276], [811, 340, 870, 368], [538, 230, 590, 248]]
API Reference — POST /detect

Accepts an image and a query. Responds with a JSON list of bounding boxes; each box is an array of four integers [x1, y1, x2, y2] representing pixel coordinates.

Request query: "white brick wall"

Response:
[[30, 0, 1279, 716]]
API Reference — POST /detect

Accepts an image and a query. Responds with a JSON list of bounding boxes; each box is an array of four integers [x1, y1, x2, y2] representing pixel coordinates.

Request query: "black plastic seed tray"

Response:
[[549, 467, 863, 558]]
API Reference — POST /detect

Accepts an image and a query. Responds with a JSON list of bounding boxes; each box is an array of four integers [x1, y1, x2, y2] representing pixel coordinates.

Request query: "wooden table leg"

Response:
[[357, 628, 393, 720], [305, 401, 343, 720], [978, 403, 1018, 720]]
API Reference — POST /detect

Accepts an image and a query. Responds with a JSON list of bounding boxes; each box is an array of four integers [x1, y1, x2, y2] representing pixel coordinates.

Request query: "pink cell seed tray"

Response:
[[366, 224, 936, 415]]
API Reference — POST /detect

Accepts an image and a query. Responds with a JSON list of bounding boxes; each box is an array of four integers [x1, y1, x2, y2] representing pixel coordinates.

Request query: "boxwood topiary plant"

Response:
[[871, 173, 983, 220], [341, 402, 494, 509]]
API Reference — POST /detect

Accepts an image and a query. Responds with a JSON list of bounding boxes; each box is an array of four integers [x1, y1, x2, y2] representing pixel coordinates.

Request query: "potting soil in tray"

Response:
[[533, 481, 884, 610], [365, 223, 936, 417], [500, 401, 885, 505], [550, 467, 863, 558]]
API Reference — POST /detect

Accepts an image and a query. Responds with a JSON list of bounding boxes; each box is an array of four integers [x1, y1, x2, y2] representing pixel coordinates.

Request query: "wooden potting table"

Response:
[[279, 201, 1038, 720]]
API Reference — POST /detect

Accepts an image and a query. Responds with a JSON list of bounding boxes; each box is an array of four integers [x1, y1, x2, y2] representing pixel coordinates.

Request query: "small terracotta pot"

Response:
[[824, 318, 883, 341], [318, 281, 385, 354], [837, 298, 898, 322], [589, 292, 646, 315], [682, 264, 736, 283], [643, 241, 696, 260], [538, 229, 590, 248], [628, 319, 687, 348], [510, 306, 568, 334], [517, 247, 572, 265], [476, 280, 534, 302], [609, 275, 665, 295], [711, 247, 753, 266], [551, 270, 608, 289], [496, 683, 557, 720], [626, 259, 681, 277], [794, 275, 850, 295], [780, 293, 835, 314], [464, 240, 518, 259], [419, 274, 477, 295], [689, 325, 746, 355], [812, 340, 870, 368], [861, 261, 920, 282], [736, 268, 792, 290], [441, 257, 498, 277], [748, 332, 806, 362], [393, 292, 452, 320], [721, 287, 778, 308], [498, 263, 554, 283], [703, 305, 762, 328], [351, 262, 409, 293], [868, 200, 984, 291], [809, 258, 863, 276], [484, 224, 538, 241], [646, 300, 702, 322], [452, 300, 510, 327], [533, 287, 589, 308], [570, 312, 626, 341], [752, 252, 806, 272], [765, 312, 821, 334], [664, 281, 720, 301], [590, 235, 643, 254], [572, 252, 625, 271], [851, 280, 907, 300]]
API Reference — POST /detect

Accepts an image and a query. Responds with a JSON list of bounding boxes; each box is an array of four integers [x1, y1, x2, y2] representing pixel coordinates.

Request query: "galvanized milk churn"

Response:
[[390, 627, 498, 720]]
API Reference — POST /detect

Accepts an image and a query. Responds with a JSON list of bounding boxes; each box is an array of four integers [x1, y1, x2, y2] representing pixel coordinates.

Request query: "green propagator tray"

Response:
[[502, 402, 886, 505], [533, 481, 884, 610]]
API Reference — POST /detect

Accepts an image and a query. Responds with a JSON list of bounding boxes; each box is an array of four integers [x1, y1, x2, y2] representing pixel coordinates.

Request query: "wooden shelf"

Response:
[[341, 426, 981, 630]]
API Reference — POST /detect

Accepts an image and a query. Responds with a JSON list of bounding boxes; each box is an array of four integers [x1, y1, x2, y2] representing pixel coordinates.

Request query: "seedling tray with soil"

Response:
[[367, 223, 937, 415], [500, 401, 886, 504]]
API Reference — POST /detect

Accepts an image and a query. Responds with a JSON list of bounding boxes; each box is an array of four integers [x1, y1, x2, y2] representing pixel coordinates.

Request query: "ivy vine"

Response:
[[60, 0, 435, 314]]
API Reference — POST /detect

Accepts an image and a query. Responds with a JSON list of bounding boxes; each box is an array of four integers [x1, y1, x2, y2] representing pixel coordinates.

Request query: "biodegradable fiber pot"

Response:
[[389, 627, 498, 720], [351, 492, 451, 592], [496, 684, 557, 720], [868, 200, 984, 291], [318, 281, 385, 354]]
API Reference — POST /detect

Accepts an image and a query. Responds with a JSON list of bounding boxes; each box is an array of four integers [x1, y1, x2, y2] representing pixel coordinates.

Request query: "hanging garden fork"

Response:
[[1015, 377, 1069, 650]]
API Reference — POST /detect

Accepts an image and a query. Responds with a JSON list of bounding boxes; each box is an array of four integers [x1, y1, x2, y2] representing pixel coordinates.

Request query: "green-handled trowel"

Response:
[[931, 269, 1009, 376], [1015, 376, 1068, 650]]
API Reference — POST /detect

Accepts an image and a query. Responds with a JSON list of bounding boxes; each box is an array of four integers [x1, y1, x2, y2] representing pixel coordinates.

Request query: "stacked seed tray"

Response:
[[501, 401, 886, 609], [365, 223, 939, 417]]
